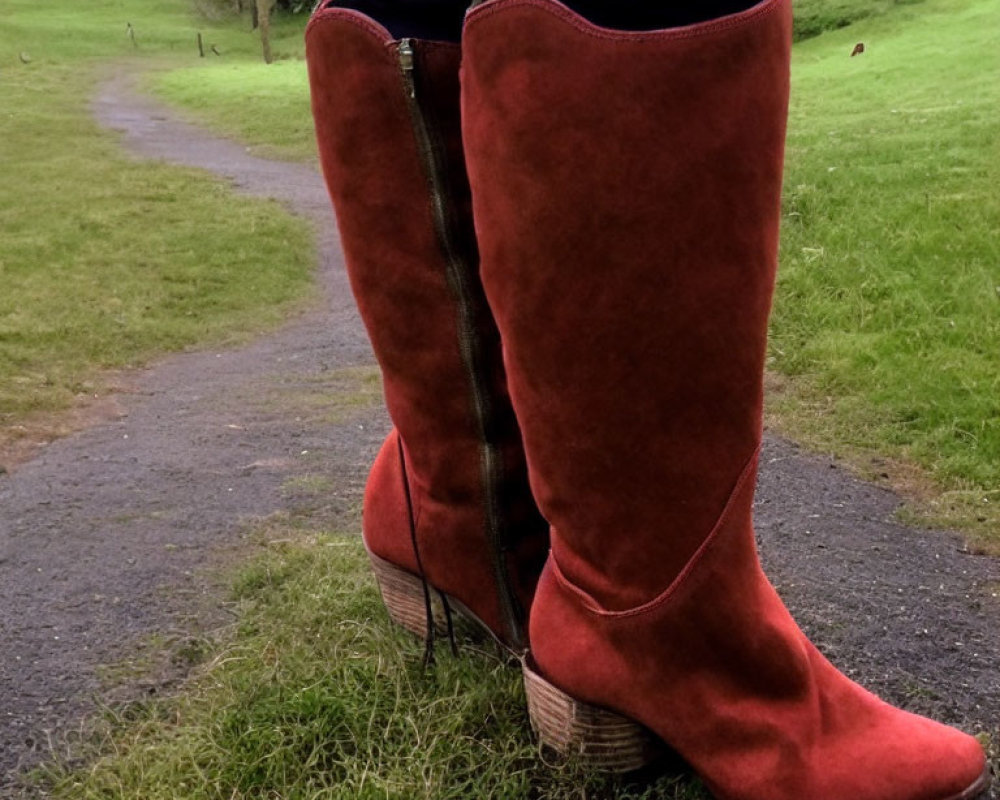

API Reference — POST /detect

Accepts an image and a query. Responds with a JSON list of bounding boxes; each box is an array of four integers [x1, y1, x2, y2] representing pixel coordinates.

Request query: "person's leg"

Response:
[[461, 0, 990, 796], [305, 1, 548, 652], [328, 0, 765, 39], [325, 0, 467, 41], [554, 0, 760, 31]]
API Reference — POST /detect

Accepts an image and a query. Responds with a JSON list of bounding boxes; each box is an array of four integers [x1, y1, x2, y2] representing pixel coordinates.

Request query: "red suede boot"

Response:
[[306, 3, 547, 652], [461, 0, 991, 796]]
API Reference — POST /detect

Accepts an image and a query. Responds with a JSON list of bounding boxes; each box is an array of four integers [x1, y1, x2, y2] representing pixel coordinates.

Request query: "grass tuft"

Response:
[[37, 532, 709, 799]]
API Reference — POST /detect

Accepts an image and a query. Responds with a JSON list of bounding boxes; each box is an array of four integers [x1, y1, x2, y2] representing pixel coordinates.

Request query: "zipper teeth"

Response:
[[397, 39, 523, 646]]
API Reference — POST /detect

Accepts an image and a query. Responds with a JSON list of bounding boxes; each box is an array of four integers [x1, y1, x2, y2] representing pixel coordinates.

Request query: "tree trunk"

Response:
[[257, 0, 274, 63]]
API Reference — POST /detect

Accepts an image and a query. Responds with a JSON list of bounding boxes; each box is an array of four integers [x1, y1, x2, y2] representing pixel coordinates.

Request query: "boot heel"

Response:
[[523, 658, 664, 773], [368, 551, 444, 639]]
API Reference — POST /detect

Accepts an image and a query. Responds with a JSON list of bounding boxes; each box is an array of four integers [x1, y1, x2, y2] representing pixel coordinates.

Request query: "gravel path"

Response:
[[1, 69, 997, 797], [0, 71, 388, 793]]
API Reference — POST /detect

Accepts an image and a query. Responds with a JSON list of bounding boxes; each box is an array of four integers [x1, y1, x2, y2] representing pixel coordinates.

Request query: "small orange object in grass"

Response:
[[851, 42, 865, 57]]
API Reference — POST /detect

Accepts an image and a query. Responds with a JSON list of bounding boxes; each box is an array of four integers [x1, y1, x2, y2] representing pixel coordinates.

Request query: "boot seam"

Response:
[[464, 0, 784, 44], [307, 6, 463, 54], [306, 7, 396, 52], [548, 443, 761, 620]]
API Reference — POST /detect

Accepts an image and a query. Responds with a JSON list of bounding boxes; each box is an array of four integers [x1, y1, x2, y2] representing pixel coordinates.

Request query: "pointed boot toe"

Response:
[[862, 711, 989, 800]]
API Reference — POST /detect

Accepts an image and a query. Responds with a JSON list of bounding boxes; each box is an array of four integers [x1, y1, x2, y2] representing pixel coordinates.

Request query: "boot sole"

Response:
[[951, 765, 993, 800], [368, 549, 518, 654], [522, 660, 994, 797], [370, 555, 991, 796]]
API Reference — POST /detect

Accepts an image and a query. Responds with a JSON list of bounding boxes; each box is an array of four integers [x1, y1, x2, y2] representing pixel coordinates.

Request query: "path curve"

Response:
[[0, 70, 389, 792], [1, 69, 998, 796]]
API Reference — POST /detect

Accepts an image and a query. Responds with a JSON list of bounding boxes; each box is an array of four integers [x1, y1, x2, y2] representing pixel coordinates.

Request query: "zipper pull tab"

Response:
[[398, 38, 416, 96]]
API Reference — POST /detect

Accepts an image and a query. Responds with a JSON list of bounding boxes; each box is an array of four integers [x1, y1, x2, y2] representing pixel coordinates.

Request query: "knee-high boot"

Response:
[[306, 2, 547, 652], [461, 0, 990, 795]]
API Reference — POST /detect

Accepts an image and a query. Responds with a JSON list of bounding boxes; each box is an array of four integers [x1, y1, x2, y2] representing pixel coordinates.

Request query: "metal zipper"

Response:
[[397, 39, 523, 648]]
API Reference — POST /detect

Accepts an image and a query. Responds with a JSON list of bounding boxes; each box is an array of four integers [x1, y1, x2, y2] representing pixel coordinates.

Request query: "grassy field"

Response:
[[0, 0, 315, 460], [791, 0, 929, 40], [771, 0, 1000, 538]]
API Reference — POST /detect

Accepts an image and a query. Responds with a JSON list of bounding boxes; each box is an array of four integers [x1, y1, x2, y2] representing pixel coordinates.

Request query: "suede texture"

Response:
[[463, 0, 789, 611], [531, 452, 985, 799], [306, 8, 547, 646], [462, 0, 987, 796]]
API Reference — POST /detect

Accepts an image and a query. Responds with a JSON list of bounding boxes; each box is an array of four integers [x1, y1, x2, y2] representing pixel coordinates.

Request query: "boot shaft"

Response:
[[307, 6, 546, 647], [308, 13, 481, 496], [462, 0, 792, 609], [461, 6, 988, 798]]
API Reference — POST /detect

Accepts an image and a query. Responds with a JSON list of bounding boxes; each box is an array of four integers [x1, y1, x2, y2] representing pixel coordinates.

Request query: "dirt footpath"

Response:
[[1, 68, 997, 796], [0, 70, 389, 792]]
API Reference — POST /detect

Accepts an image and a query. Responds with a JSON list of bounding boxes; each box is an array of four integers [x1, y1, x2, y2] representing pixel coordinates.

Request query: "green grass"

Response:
[[791, 0, 927, 40], [152, 18, 317, 163], [35, 529, 707, 800], [0, 1, 315, 430], [770, 0, 1000, 538]]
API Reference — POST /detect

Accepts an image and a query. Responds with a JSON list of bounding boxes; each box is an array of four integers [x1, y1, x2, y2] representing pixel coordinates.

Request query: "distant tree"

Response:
[[257, 0, 275, 63]]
